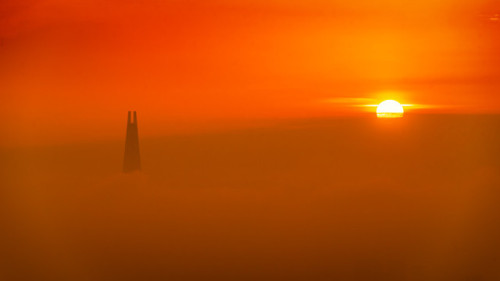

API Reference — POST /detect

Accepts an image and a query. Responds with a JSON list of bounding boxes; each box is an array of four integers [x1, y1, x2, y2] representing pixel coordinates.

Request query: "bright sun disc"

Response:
[[376, 100, 404, 118]]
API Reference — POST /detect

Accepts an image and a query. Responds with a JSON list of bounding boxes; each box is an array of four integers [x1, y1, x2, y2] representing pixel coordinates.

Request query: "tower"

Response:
[[123, 111, 141, 173]]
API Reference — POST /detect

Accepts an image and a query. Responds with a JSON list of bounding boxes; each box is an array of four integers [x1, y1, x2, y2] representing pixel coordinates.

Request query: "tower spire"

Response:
[[123, 111, 141, 173]]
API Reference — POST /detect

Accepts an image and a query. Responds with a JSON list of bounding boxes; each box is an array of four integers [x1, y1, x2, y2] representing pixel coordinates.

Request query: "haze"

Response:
[[1, 0, 500, 145], [1, 1, 500, 281]]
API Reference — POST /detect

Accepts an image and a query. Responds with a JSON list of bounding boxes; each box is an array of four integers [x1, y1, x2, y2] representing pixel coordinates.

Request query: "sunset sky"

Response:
[[1, 0, 499, 145], [3, 3, 500, 280]]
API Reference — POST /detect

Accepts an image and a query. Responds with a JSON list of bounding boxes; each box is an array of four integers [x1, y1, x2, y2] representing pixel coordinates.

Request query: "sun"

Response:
[[376, 100, 404, 118]]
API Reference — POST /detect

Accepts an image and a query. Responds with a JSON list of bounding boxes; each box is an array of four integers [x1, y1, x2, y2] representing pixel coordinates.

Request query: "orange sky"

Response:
[[1, 0, 499, 145]]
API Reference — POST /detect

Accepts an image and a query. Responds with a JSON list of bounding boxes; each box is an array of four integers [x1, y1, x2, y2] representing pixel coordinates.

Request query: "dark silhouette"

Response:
[[123, 111, 141, 173]]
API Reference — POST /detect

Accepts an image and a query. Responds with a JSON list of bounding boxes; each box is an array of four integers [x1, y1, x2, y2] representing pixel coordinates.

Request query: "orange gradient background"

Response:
[[2, 2, 500, 281], [1, 0, 500, 145]]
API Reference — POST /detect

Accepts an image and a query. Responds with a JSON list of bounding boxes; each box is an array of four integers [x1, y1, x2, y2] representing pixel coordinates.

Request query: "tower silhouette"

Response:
[[123, 111, 141, 173]]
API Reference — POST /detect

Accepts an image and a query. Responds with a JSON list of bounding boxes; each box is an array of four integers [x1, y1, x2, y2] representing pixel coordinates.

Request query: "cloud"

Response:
[[322, 97, 376, 105]]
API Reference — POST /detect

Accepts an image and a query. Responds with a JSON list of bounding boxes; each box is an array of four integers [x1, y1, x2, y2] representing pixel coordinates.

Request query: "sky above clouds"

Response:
[[1, 0, 499, 145]]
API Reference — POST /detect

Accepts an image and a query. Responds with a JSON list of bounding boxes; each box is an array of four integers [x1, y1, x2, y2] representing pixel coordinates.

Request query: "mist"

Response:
[[1, 114, 499, 281]]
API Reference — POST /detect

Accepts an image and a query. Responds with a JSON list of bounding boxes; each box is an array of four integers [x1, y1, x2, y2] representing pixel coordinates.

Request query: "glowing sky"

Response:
[[1, 0, 499, 145]]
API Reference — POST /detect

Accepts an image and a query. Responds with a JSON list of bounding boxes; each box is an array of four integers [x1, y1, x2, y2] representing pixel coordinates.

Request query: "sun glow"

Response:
[[376, 100, 404, 118]]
